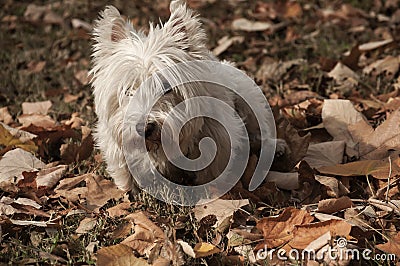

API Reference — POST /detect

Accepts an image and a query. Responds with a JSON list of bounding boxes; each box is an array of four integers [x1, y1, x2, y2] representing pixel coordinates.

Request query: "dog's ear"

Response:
[[93, 6, 130, 47], [165, 0, 207, 49]]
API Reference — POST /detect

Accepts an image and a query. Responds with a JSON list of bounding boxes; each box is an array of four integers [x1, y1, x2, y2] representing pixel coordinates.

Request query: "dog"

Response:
[[90, 0, 285, 195]]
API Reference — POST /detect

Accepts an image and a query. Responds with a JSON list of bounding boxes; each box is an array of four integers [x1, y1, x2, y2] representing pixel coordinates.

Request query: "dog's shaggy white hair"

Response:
[[90, 0, 279, 192]]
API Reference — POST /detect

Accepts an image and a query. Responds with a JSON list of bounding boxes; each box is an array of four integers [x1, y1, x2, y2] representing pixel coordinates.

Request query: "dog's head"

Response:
[[91, 1, 217, 160]]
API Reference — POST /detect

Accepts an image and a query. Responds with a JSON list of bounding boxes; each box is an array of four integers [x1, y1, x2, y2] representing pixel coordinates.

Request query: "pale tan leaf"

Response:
[[76, 217, 97, 234], [177, 240, 196, 258], [36, 165, 67, 189], [22, 100, 52, 115], [18, 114, 55, 128], [348, 108, 400, 160], [322, 99, 368, 157], [194, 199, 249, 228], [212, 36, 244, 56], [358, 39, 394, 52], [97, 244, 149, 266], [0, 148, 45, 184], [317, 196, 353, 214], [304, 141, 345, 168], [328, 62, 359, 82], [232, 18, 272, 32], [0, 107, 13, 124]]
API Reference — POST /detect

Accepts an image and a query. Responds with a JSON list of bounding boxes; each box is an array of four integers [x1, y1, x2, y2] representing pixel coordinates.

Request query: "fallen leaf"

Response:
[[358, 39, 394, 52], [322, 99, 367, 157], [97, 244, 149, 266], [0, 107, 13, 124], [318, 157, 400, 179], [265, 171, 299, 190], [317, 196, 353, 214], [36, 165, 67, 189], [177, 240, 196, 258], [106, 202, 131, 218], [0, 123, 38, 153], [76, 217, 97, 234], [289, 219, 352, 249], [363, 55, 400, 79], [256, 207, 314, 249], [194, 199, 249, 228], [315, 175, 349, 197], [18, 114, 56, 128], [25, 61, 46, 74], [122, 211, 165, 256], [74, 69, 90, 85], [232, 18, 272, 32], [376, 232, 400, 258], [22, 100, 52, 115], [193, 242, 221, 258], [304, 141, 345, 168], [71, 18, 92, 31], [213, 36, 244, 56], [328, 62, 359, 82], [85, 175, 124, 212], [0, 148, 45, 184]]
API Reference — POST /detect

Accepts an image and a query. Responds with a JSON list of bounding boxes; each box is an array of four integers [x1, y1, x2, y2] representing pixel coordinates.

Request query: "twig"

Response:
[[386, 156, 392, 202]]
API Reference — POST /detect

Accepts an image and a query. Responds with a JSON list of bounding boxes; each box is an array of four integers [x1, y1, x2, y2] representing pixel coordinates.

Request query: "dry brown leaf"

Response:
[[255, 207, 314, 249], [213, 36, 244, 56], [22, 100, 52, 115], [53, 174, 90, 202], [0, 148, 45, 184], [273, 118, 311, 171], [283, 1, 303, 18], [0, 107, 13, 125], [304, 141, 345, 168], [232, 18, 272, 32], [97, 244, 149, 266], [322, 99, 367, 157], [18, 114, 56, 128], [63, 112, 84, 129], [318, 157, 400, 179], [36, 165, 67, 189], [358, 39, 394, 52], [122, 211, 165, 256], [194, 199, 249, 228], [106, 202, 131, 218], [265, 171, 299, 190], [0, 123, 38, 153], [74, 69, 90, 85], [376, 232, 400, 258], [315, 175, 349, 198], [25, 61, 46, 74], [193, 242, 221, 258], [289, 219, 352, 249], [71, 18, 92, 31], [349, 108, 400, 160], [76, 217, 97, 234], [317, 196, 353, 214], [85, 175, 124, 212], [363, 55, 400, 79], [328, 62, 359, 82]]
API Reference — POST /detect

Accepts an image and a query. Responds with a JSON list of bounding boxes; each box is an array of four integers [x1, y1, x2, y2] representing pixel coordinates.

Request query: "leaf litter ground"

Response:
[[1, 0, 400, 265]]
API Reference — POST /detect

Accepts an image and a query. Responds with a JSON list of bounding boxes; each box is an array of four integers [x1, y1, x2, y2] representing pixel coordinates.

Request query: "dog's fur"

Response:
[[90, 0, 280, 192]]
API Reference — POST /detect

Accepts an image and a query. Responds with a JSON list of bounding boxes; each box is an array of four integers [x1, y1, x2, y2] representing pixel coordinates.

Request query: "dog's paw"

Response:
[[275, 138, 289, 157]]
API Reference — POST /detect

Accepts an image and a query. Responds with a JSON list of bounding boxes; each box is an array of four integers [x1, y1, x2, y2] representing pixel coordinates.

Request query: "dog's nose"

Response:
[[136, 122, 156, 138]]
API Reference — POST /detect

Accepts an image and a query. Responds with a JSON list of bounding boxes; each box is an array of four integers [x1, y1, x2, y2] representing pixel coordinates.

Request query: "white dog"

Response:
[[90, 0, 283, 194]]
